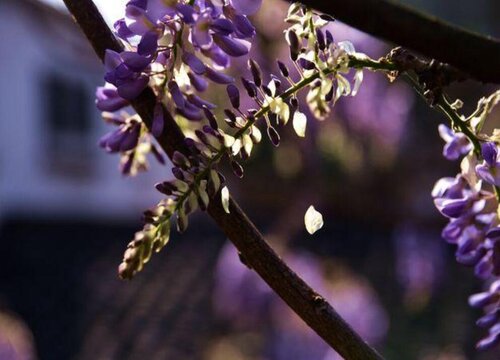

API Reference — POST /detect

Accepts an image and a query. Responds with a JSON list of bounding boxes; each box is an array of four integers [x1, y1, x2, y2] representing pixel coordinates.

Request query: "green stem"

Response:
[[437, 96, 481, 154], [348, 56, 398, 72], [174, 68, 336, 210]]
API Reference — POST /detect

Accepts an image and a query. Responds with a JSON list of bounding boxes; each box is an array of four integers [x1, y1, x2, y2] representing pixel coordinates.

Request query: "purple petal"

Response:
[[203, 107, 219, 130], [456, 247, 486, 266], [226, 84, 240, 108], [434, 198, 469, 218], [117, 75, 149, 100], [121, 51, 151, 72], [125, 5, 155, 35], [477, 311, 499, 328], [104, 49, 123, 72], [213, 35, 250, 57], [233, 14, 255, 38], [298, 58, 316, 70], [482, 142, 498, 166], [438, 124, 454, 142], [187, 94, 216, 109], [477, 331, 500, 351], [487, 227, 500, 240], [119, 125, 140, 152], [475, 257, 493, 279], [192, 21, 213, 49], [168, 81, 186, 109], [205, 67, 234, 84], [248, 59, 262, 87], [188, 72, 208, 92], [175, 4, 196, 23], [138, 31, 158, 56], [469, 292, 496, 308], [114, 63, 135, 81], [96, 87, 129, 112], [177, 101, 203, 121], [241, 77, 257, 97], [182, 52, 206, 75], [441, 219, 464, 243], [325, 30, 334, 46], [202, 46, 230, 68], [476, 164, 500, 186], [211, 18, 235, 35], [114, 19, 134, 39]]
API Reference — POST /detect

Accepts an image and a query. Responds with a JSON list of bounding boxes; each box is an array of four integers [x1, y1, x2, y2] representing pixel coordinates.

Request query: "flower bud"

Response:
[[248, 59, 262, 87], [226, 84, 240, 108], [203, 107, 219, 130], [286, 30, 300, 61], [277, 61, 289, 77], [241, 77, 257, 98]]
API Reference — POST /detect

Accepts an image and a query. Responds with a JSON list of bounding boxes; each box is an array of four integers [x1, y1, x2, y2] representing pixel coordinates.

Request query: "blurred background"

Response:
[[0, 0, 499, 359]]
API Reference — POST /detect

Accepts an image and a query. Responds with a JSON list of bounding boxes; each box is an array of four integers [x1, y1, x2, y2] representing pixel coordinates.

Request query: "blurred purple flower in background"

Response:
[[213, 243, 388, 359], [393, 224, 444, 310], [0, 311, 36, 360]]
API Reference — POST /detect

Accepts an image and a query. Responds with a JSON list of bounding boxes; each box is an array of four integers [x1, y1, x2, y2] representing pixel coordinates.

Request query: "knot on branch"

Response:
[[387, 47, 467, 105], [313, 295, 331, 315]]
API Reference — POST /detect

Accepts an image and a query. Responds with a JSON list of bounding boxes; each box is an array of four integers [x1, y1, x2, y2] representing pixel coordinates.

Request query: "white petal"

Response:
[[221, 186, 230, 214], [232, 139, 242, 155], [268, 79, 276, 97], [242, 134, 253, 156], [223, 133, 236, 148], [280, 103, 290, 124], [351, 69, 363, 96], [293, 111, 307, 137], [251, 126, 262, 143], [304, 205, 324, 235]]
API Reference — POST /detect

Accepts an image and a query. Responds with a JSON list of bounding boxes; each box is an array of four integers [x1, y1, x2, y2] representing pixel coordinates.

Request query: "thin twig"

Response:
[[62, 1, 384, 359]]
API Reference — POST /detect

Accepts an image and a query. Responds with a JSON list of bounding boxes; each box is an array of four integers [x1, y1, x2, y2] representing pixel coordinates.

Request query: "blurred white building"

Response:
[[0, 0, 168, 223]]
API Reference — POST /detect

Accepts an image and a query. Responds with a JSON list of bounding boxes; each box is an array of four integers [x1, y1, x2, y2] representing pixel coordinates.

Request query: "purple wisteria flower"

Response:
[[103, 49, 151, 100], [432, 175, 499, 279], [434, 119, 500, 349], [99, 117, 141, 154], [469, 279, 500, 350], [476, 142, 500, 187], [95, 86, 129, 112], [438, 124, 473, 160]]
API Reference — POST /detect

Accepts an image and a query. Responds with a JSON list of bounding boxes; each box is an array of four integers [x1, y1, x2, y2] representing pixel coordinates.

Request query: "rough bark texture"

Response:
[[62, 1, 384, 359], [298, 0, 500, 83]]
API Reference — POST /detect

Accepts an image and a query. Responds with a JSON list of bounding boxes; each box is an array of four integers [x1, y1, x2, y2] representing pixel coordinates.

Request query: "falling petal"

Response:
[[304, 205, 324, 235], [293, 111, 307, 137], [221, 186, 230, 213]]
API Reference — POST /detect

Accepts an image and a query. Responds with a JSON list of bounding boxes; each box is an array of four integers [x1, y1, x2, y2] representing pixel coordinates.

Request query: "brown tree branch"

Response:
[[297, 0, 500, 83], [62, 1, 384, 359]]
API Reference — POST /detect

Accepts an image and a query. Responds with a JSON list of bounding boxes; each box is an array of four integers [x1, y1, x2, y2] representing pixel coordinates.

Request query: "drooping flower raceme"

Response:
[[94, 1, 369, 281], [93, 0, 500, 352], [432, 91, 500, 350]]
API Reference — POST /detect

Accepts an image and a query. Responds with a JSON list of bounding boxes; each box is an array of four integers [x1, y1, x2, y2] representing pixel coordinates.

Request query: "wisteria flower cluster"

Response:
[[432, 90, 500, 349], [94, 0, 367, 280], [93, 0, 500, 352]]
